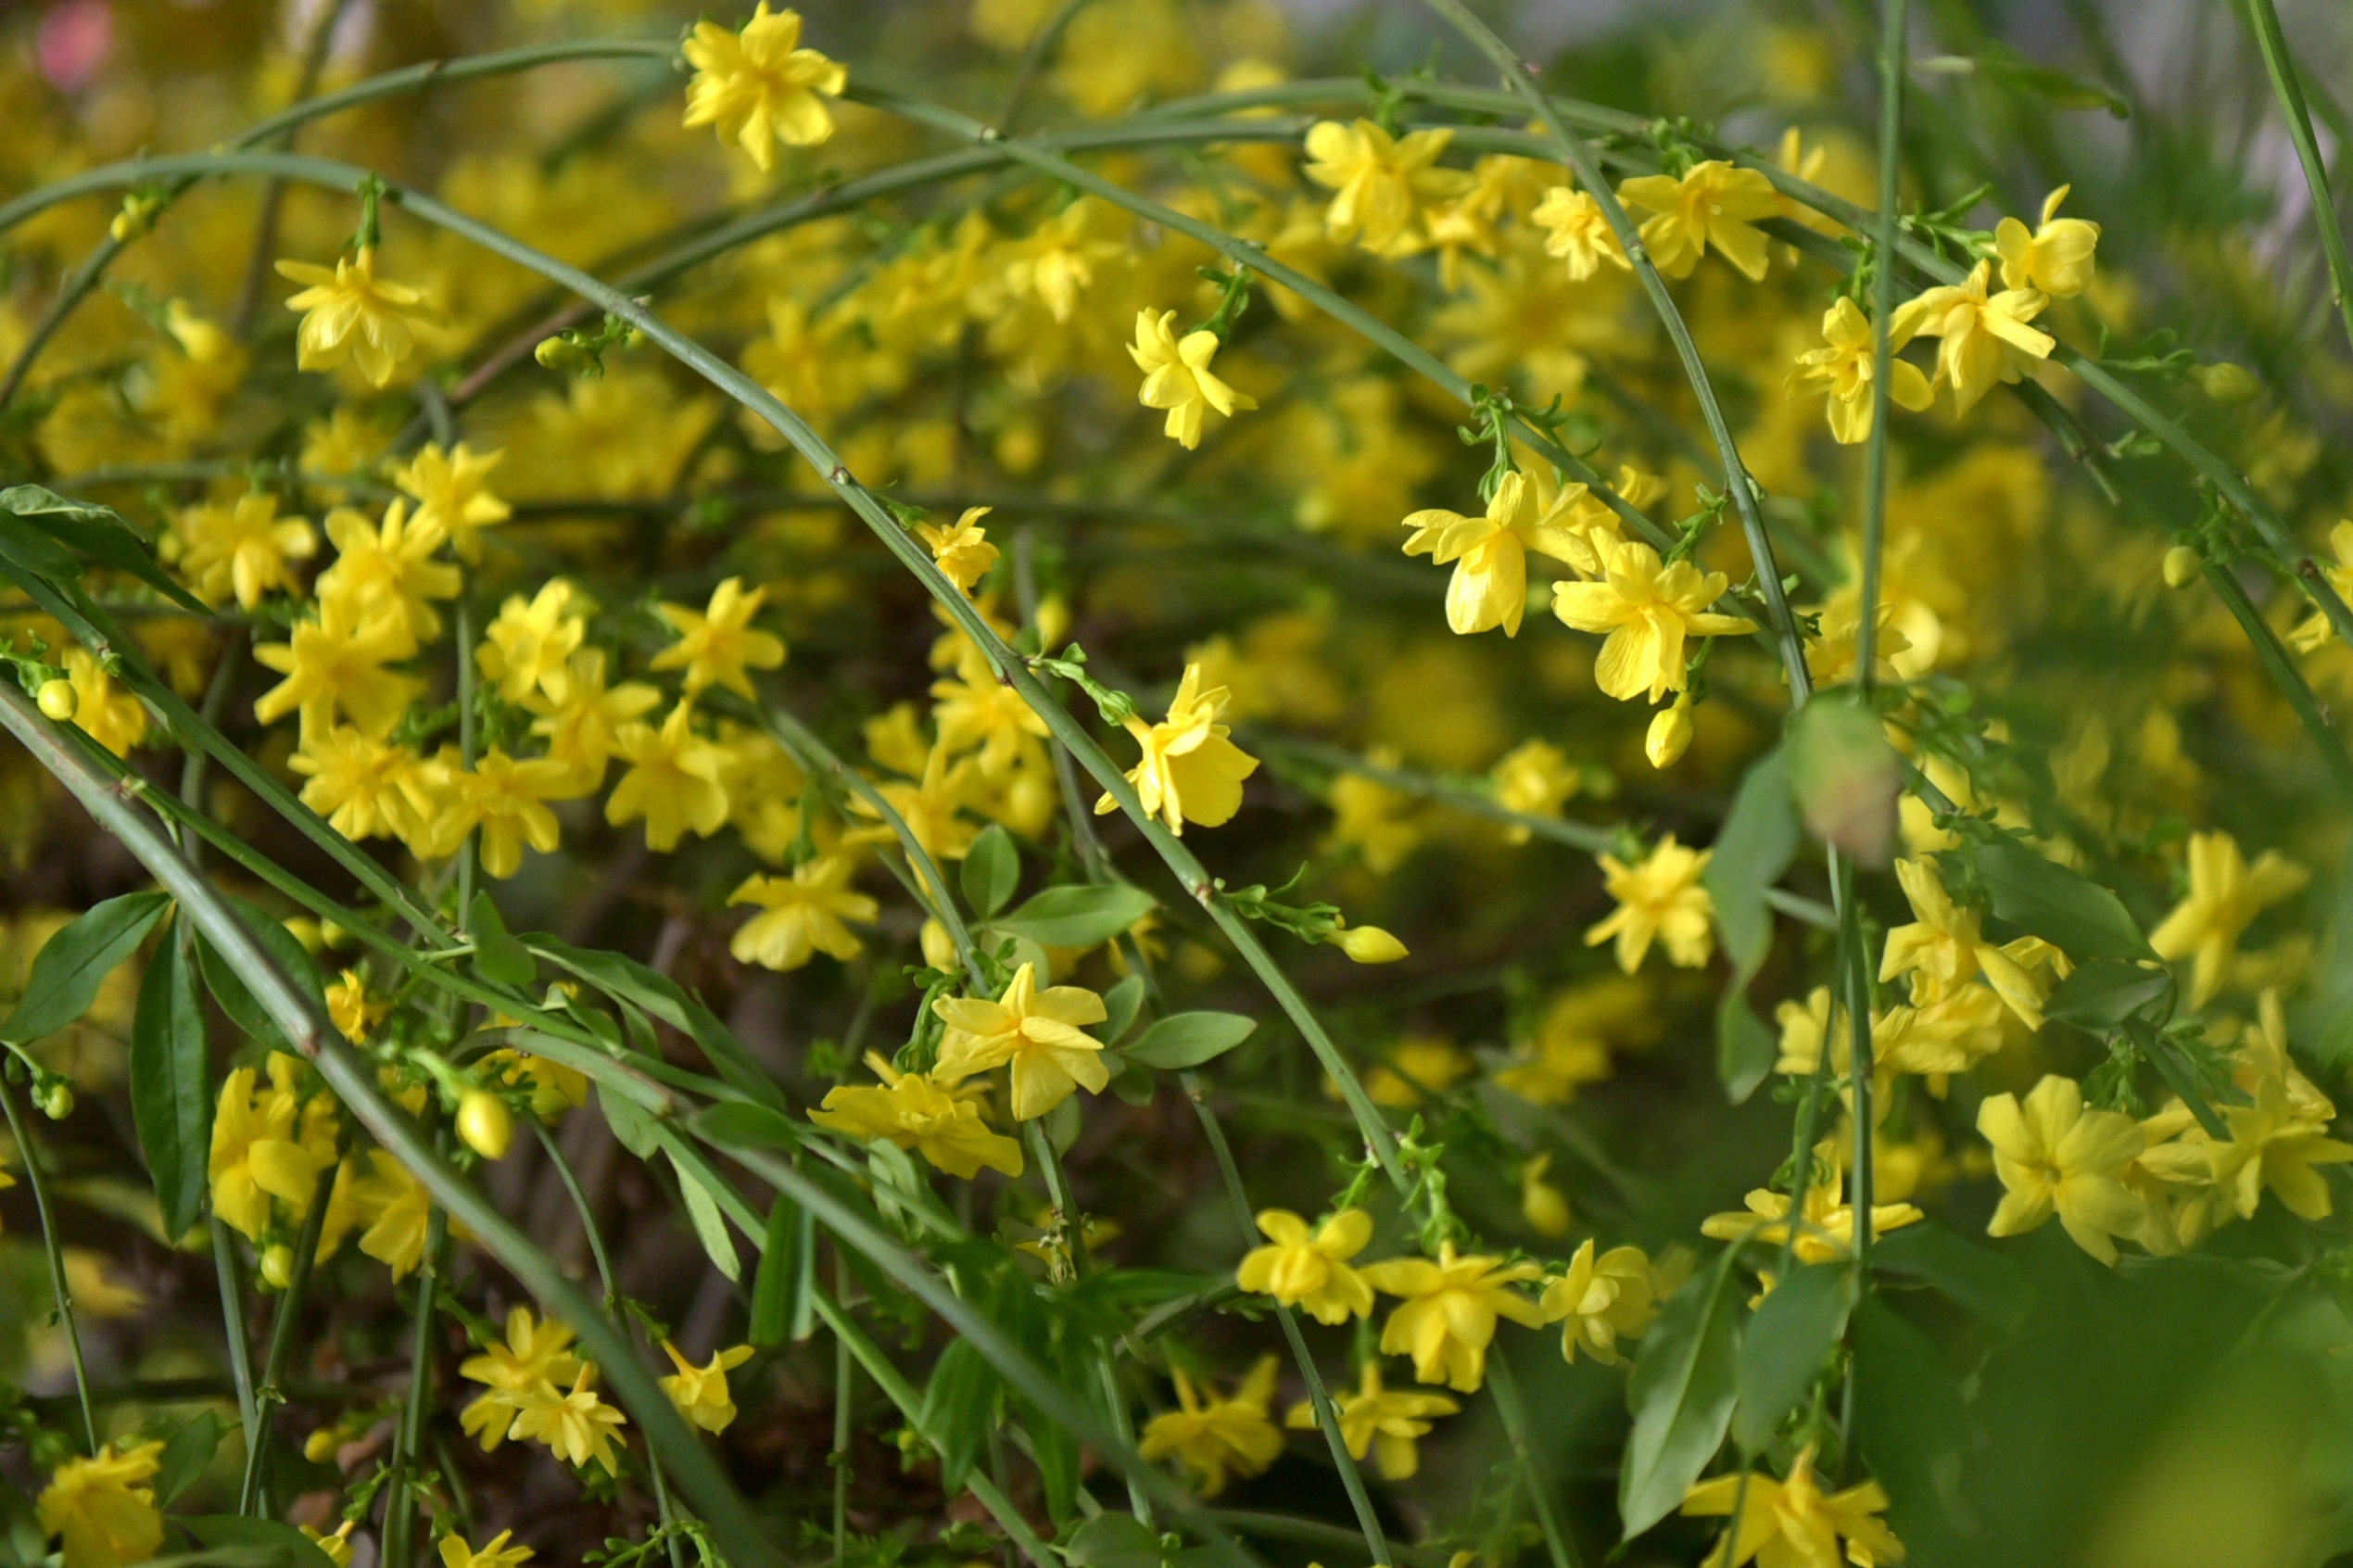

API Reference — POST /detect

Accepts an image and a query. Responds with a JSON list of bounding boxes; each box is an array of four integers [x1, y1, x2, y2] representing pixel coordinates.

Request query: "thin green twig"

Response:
[[0, 1080, 97, 1453]]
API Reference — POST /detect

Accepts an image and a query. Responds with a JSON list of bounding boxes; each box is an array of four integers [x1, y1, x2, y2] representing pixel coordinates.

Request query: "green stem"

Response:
[[2242, 0, 2353, 357], [998, 0, 1094, 133], [831, 1254, 853, 1568], [0, 680, 786, 1568], [212, 1217, 261, 1460], [383, 1182, 448, 1568], [238, 1160, 339, 1514], [1489, 1354, 1580, 1568], [227, 0, 359, 337], [0, 1079, 96, 1453], [2202, 563, 2353, 805], [1855, 0, 1907, 697]]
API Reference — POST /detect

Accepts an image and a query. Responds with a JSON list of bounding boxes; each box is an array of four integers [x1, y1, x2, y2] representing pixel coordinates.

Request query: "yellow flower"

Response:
[[2149, 831, 2308, 1008], [1993, 185, 2100, 297], [1700, 1165, 1924, 1265], [167, 491, 316, 609], [727, 854, 879, 969], [1520, 1154, 1572, 1237], [606, 703, 732, 852], [439, 749, 578, 878], [36, 1439, 164, 1568], [682, 3, 846, 171], [1361, 1035, 1475, 1107], [1094, 662, 1259, 834], [274, 246, 431, 387], [316, 499, 460, 654], [1530, 185, 1629, 280], [460, 1306, 581, 1453], [530, 649, 663, 790], [1586, 834, 1715, 973], [1129, 309, 1256, 449], [252, 595, 426, 742], [510, 1363, 629, 1473], [2287, 521, 2353, 653], [1401, 471, 1598, 637], [659, 1341, 756, 1433], [1789, 297, 1935, 445], [1285, 1359, 1458, 1481], [353, 1148, 434, 1280], [931, 649, 1052, 778], [305, 1523, 358, 1568], [1301, 120, 1471, 257], [477, 579, 586, 707], [1614, 160, 1781, 281], [1359, 1242, 1549, 1393], [917, 507, 1000, 593], [326, 969, 391, 1042], [483, 1048, 591, 1124], [1978, 1075, 2146, 1265], [209, 1065, 324, 1242], [1541, 1239, 1664, 1365], [1234, 1208, 1375, 1324], [291, 727, 431, 841], [61, 650, 146, 757], [1488, 738, 1581, 840], [391, 442, 512, 563], [652, 576, 788, 698], [1681, 1447, 1904, 1568], [437, 1532, 532, 1568], [1138, 1356, 1283, 1498], [1551, 538, 1757, 702], [1889, 259, 2054, 416], [808, 1052, 1025, 1179], [1879, 857, 2051, 1029], [931, 961, 1108, 1121]]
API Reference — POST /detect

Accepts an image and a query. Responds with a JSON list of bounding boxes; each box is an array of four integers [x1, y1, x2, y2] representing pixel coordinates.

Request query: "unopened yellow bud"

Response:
[[303, 1428, 341, 1463], [457, 1089, 514, 1161], [1521, 1170, 1571, 1238], [2189, 361, 2259, 404], [1327, 924, 1408, 964], [38, 1081, 74, 1119], [259, 1245, 296, 1291], [1646, 696, 1694, 770], [1035, 593, 1071, 651], [920, 917, 959, 973], [35, 679, 77, 722], [2162, 545, 2201, 589]]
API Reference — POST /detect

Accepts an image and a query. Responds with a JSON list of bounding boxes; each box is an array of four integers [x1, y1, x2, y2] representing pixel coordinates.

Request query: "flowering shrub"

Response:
[[1, 3, 2351, 1568]]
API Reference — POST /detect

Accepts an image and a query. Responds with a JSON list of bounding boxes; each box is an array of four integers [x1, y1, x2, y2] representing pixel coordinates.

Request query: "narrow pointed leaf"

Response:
[[132, 929, 212, 1237]]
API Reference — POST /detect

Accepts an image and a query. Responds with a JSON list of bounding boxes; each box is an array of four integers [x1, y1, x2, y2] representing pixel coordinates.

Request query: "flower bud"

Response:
[[919, 917, 959, 973], [303, 1428, 341, 1463], [457, 1088, 513, 1161], [259, 1244, 295, 1291], [1521, 1171, 1571, 1238], [2189, 361, 2259, 404], [1646, 696, 1694, 770], [38, 1081, 73, 1119], [2162, 544, 2201, 589], [35, 679, 77, 722], [1327, 924, 1408, 964]]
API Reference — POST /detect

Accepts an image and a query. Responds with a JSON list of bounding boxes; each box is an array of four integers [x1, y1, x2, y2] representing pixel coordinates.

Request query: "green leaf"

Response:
[[749, 1195, 801, 1348], [132, 929, 211, 1238], [0, 511, 88, 589], [2, 890, 171, 1044], [1848, 1296, 1968, 1562], [1109, 1058, 1156, 1106], [181, 1518, 338, 1568], [1972, 838, 2156, 962], [1788, 700, 1901, 866], [153, 1410, 227, 1506], [2043, 956, 2172, 1029], [1731, 1262, 1853, 1453], [668, 1146, 742, 1280], [195, 895, 326, 1055], [1060, 1512, 1166, 1568], [991, 882, 1157, 950], [693, 1100, 803, 1152], [1, 484, 209, 613], [1703, 745, 1798, 976], [528, 935, 787, 1111], [1977, 44, 2131, 118], [916, 1336, 1000, 1491], [960, 824, 1019, 919], [1619, 1250, 1742, 1538], [1868, 1223, 2034, 1333], [2127, 1016, 2233, 1140], [1122, 1011, 1255, 1070], [1101, 973, 1145, 1045], [600, 1083, 661, 1157], [4, 885, 171, 1045], [1714, 988, 1777, 1107], [466, 891, 536, 988], [1044, 1094, 1081, 1156]]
